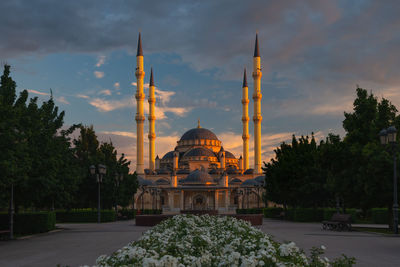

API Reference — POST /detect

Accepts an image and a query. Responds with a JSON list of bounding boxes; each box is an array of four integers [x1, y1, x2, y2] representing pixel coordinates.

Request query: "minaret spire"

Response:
[[137, 32, 143, 56], [148, 67, 156, 172], [135, 32, 145, 175], [243, 68, 248, 87], [149, 67, 154, 86], [242, 68, 250, 171], [252, 33, 263, 174], [254, 33, 260, 57]]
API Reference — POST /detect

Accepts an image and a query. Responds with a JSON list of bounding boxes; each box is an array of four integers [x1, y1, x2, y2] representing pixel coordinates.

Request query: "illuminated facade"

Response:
[[133, 34, 266, 214]]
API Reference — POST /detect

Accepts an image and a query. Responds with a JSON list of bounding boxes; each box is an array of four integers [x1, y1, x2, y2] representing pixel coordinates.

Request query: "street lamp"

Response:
[[379, 126, 398, 234], [114, 172, 124, 213], [90, 164, 107, 223]]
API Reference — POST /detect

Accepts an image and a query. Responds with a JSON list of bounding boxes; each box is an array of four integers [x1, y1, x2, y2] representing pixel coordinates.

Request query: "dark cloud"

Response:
[[2, 0, 400, 130]]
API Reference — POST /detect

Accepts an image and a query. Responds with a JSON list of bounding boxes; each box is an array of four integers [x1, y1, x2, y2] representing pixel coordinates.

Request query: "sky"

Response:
[[2, 0, 400, 171]]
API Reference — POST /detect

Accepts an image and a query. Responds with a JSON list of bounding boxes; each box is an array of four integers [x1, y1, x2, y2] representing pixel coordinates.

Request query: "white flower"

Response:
[[321, 245, 326, 250]]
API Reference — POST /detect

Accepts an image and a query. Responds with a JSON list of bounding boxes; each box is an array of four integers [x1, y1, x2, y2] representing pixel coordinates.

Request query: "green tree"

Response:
[[0, 65, 31, 210]]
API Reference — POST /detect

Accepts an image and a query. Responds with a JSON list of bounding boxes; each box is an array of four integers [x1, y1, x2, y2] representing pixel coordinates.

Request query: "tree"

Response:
[[264, 134, 328, 208], [0, 65, 31, 210]]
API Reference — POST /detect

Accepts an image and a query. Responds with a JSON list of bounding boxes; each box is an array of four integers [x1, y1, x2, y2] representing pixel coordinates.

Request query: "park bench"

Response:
[[0, 229, 11, 240], [322, 213, 352, 231]]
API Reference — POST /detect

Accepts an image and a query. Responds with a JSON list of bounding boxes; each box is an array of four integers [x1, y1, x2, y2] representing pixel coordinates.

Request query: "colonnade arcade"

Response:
[[134, 185, 264, 214]]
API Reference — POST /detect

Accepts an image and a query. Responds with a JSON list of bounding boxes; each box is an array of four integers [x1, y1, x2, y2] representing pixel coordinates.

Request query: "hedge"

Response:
[[263, 207, 359, 222], [0, 212, 56, 235], [236, 208, 263, 214], [263, 207, 284, 218], [56, 209, 116, 223], [371, 208, 400, 224], [118, 209, 136, 220], [137, 209, 162, 215]]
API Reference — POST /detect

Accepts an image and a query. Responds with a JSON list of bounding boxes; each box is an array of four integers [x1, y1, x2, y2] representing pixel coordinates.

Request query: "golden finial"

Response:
[[197, 119, 201, 128]]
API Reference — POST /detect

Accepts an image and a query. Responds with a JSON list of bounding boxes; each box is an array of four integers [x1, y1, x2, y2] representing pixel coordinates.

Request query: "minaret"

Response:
[[242, 68, 250, 171], [148, 68, 156, 172], [135, 33, 145, 175], [252, 34, 263, 174]]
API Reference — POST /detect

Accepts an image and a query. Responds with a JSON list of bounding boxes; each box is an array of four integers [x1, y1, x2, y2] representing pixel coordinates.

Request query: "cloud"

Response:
[[113, 82, 120, 90], [94, 71, 104, 79], [98, 130, 180, 171], [99, 89, 112, 96], [27, 89, 50, 96], [95, 55, 105, 67], [131, 82, 149, 89], [101, 131, 136, 138], [56, 96, 69, 104], [76, 94, 90, 99], [89, 98, 131, 112], [131, 82, 192, 118]]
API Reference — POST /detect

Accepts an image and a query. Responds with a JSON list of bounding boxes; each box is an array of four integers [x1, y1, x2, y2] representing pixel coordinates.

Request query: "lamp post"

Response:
[[9, 182, 14, 240], [379, 126, 398, 234], [114, 172, 124, 214], [90, 164, 107, 223]]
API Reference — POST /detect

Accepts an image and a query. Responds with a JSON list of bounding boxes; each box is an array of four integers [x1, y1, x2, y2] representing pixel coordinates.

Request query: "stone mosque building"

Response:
[[133, 33, 267, 214]]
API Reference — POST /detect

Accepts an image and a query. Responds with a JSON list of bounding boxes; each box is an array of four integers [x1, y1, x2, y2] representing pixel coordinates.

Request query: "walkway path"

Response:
[[1, 218, 399, 266], [260, 219, 400, 267], [0, 220, 150, 267]]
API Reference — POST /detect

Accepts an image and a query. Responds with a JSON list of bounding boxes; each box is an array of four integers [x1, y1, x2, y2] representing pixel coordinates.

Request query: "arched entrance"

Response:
[[192, 194, 206, 210]]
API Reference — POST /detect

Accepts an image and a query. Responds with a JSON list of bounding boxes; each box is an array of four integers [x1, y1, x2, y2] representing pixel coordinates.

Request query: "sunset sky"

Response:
[[2, 0, 400, 170]]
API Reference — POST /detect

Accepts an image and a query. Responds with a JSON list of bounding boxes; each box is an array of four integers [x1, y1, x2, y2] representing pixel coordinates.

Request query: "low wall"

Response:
[[232, 214, 263, 226], [135, 214, 263, 226], [180, 210, 218, 215]]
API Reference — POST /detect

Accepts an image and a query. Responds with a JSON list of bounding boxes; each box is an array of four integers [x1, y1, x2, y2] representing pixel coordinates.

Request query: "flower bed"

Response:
[[94, 215, 355, 266]]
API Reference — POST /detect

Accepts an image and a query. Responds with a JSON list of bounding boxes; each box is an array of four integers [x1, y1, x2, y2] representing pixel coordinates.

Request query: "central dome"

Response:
[[180, 128, 219, 141]]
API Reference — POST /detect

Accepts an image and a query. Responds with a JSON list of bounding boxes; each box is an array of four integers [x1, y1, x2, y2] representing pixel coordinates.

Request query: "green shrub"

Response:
[[293, 208, 324, 222], [56, 209, 116, 223], [371, 208, 393, 224], [236, 209, 262, 214], [118, 209, 136, 220], [285, 209, 295, 220], [263, 207, 284, 218], [0, 211, 56, 235]]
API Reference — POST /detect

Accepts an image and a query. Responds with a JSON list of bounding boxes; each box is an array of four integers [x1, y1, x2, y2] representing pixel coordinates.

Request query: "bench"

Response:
[[0, 229, 11, 240], [322, 213, 352, 231]]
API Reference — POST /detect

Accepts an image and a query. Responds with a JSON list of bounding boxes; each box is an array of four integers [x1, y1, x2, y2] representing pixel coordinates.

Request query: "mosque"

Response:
[[133, 33, 267, 214]]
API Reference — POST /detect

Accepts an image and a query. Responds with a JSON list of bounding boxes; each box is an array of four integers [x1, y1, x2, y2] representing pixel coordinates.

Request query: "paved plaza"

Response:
[[0, 218, 399, 266], [259, 219, 400, 267]]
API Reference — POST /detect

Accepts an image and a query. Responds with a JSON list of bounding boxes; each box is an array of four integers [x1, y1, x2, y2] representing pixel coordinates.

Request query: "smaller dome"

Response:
[[229, 177, 243, 185], [181, 169, 215, 185], [226, 166, 239, 174], [242, 179, 259, 186], [243, 168, 254, 174], [155, 178, 169, 185], [183, 147, 215, 158], [162, 151, 174, 160], [225, 151, 236, 159]]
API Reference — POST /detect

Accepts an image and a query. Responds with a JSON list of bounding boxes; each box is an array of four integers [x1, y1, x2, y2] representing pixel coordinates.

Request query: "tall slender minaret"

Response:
[[135, 33, 145, 175], [242, 68, 250, 171], [148, 68, 156, 172], [252, 34, 263, 174]]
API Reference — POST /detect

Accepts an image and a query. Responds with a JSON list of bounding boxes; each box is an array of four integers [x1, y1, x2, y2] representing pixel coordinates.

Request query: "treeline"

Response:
[[0, 65, 138, 212], [264, 88, 400, 223]]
